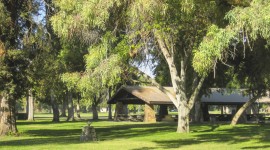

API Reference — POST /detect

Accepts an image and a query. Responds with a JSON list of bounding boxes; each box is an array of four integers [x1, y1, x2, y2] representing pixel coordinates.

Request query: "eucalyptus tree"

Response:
[[193, 0, 270, 125], [124, 0, 234, 133]]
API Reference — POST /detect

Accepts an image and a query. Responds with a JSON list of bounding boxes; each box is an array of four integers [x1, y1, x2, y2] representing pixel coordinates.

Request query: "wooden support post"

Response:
[[194, 101, 202, 122], [123, 104, 128, 116], [202, 103, 209, 121], [144, 103, 156, 123], [220, 105, 224, 115], [159, 105, 168, 118], [114, 102, 123, 121]]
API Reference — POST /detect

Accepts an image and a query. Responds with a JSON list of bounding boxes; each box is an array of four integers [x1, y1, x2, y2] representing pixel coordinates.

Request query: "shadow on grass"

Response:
[[17, 119, 88, 126], [242, 145, 270, 149], [148, 124, 270, 150], [1, 136, 81, 146], [25, 129, 81, 137], [96, 122, 176, 141], [132, 147, 156, 150], [3, 120, 270, 149], [2, 121, 176, 147]]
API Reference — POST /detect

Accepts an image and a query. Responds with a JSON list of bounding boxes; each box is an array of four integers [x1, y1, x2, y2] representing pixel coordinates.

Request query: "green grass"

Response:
[[1, 114, 270, 150]]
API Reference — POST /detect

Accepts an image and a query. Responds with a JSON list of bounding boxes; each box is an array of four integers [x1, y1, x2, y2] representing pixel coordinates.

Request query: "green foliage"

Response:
[[0, 2, 11, 39], [0, 50, 29, 98], [61, 73, 81, 91], [57, 43, 86, 72], [51, 0, 136, 108], [193, 0, 270, 75], [51, 0, 121, 38], [226, 0, 270, 44], [193, 25, 236, 76]]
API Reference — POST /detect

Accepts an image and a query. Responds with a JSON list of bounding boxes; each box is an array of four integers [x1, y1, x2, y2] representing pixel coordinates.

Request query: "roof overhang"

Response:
[[108, 86, 270, 105], [107, 86, 173, 105]]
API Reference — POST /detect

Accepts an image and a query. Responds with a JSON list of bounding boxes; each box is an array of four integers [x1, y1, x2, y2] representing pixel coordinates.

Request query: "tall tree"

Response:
[[51, 0, 134, 120], [50, 0, 234, 133], [0, 0, 38, 135], [124, 0, 232, 132]]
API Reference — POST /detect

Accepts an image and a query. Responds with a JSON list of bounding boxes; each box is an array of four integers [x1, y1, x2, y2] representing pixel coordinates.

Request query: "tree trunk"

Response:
[[177, 102, 189, 133], [92, 104, 98, 120], [66, 91, 75, 121], [236, 104, 247, 123], [155, 31, 205, 133], [26, 94, 29, 116], [50, 90, 59, 122], [27, 89, 34, 121], [60, 95, 67, 117], [108, 104, 112, 120], [0, 94, 18, 135], [0, 96, 2, 124], [231, 96, 259, 126], [107, 88, 112, 119], [76, 99, 81, 119]]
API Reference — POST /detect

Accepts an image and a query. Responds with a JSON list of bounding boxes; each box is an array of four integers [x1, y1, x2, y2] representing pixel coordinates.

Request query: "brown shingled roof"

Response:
[[108, 86, 174, 105], [108, 86, 270, 105]]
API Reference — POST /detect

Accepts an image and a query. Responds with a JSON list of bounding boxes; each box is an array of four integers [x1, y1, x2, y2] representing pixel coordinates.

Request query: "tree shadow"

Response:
[[132, 147, 156, 150], [0, 136, 81, 147], [25, 129, 81, 137], [242, 145, 270, 149], [3, 121, 270, 149], [96, 122, 176, 141], [149, 124, 270, 149], [2, 121, 176, 147]]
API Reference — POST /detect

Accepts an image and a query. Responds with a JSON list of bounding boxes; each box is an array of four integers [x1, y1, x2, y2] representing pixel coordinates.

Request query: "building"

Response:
[[108, 86, 270, 122]]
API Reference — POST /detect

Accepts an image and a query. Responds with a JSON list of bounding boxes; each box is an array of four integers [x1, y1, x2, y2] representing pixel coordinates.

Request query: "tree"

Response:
[[50, 0, 234, 133], [193, 0, 270, 125], [0, 50, 29, 135], [51, 0, 134, 120], [229, 39, 270, 125], [0, 0, 39, 135], [124, 0, 235, 133]]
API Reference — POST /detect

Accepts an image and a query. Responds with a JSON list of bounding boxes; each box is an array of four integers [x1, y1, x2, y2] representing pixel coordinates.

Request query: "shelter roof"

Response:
[[108, 86, 174, 105], [201, 89, 251, 104], [108, 86, 270, 105]]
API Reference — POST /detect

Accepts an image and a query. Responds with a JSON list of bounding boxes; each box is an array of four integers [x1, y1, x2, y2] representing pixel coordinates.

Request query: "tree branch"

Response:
[[188, 76, 205, 110], [231, 95, 261, 126], [154, 30, 187, 106]]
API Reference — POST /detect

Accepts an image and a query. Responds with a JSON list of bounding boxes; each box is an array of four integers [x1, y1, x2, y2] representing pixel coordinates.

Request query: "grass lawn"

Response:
[[1, 114, 270, 150]]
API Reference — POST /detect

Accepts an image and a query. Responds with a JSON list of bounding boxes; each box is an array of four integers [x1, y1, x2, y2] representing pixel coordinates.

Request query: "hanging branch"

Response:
[[245, 29, 254, 51], [242, 27, 246, 59]]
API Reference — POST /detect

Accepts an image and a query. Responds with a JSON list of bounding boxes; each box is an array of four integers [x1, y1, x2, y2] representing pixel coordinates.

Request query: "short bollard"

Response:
[[80, 122, 97, 142]]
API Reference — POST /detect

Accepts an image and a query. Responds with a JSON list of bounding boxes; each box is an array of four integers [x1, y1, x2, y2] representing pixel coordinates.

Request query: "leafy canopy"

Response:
[[193, 0, 270, 75]]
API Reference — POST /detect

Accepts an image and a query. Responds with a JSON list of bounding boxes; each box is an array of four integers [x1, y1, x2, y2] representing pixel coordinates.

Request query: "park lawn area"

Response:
[[1, 115, 270, 150]]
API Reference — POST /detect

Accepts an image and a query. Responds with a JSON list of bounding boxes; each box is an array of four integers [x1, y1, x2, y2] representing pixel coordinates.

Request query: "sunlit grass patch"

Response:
[[1, 114, 270, 150]]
